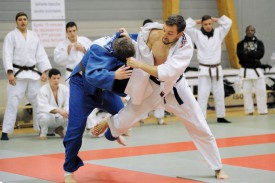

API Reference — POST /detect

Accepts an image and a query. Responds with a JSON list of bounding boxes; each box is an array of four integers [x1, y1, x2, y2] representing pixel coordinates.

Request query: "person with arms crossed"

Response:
[[237, 25, 267, 115], [63, 31, 135, 183], [94, 15, 228, 179], [37, 68, 69, 140], [1, 12, 52, 140], [185, 15, 232, 123]]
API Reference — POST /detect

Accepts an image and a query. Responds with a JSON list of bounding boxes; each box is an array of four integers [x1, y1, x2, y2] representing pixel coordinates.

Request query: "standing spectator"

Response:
[[54, 21, 95, 132], [185, 15, 232, 123], [1, 12, 51, 140], [37, 68, 69, 140], [54, 21, 92, 86], [237, 25, 267, 115]]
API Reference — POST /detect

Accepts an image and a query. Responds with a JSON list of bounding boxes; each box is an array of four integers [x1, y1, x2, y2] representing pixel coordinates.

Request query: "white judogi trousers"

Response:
[[2, 79, 40, 133], [37, 113, 67, 137], [109, 79, 222, 170], [197, 76, 225, 118], [242, 78, 267, 114]]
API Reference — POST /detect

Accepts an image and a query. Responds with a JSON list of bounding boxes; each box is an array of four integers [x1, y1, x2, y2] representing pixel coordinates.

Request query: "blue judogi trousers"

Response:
[[63, 74, 124, 172]]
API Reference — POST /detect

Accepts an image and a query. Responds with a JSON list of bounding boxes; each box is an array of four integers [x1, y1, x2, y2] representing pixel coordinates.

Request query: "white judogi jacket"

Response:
[[37, 83, 69, 116], [185, 15, 232, 77], [2, 28, 51, 80], [54, 36, 92, 71], [125, 22, 193, 105]]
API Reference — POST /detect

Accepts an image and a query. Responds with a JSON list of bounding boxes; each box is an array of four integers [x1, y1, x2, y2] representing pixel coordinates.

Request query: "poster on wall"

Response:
[[31, 0, 65, 47], [31, 0, 65, 20], [32, 21, 66, 47]]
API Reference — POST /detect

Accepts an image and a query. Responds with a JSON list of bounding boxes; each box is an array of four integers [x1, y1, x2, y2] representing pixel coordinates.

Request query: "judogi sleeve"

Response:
[[54, 42, 68, 67], [37, 86, 56, 113], [216, 15, 232, 40], [2, 33, 14, 73], [82, 37, 93, 50], [63, 85, 70, 112], [185, 18, 201, 44], [35, 34, 52, 72], [85, 44, 121, 91]]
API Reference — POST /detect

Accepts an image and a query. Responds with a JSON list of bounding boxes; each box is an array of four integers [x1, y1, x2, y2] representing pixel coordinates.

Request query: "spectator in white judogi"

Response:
[[1, 12, 52, 140], [37, 68, 69, 140], [185, 15, 232, 123], [54, 21, 92, 86]]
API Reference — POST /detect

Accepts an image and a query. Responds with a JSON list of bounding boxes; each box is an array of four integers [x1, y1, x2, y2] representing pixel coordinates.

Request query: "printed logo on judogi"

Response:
[[180, 33, 187, 48]]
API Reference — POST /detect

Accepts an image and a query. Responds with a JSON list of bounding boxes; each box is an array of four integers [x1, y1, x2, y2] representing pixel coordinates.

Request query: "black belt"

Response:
[[79, 62, 85, 74], [13, 64, 41, 77], [243, 68, 260, 78], [66, 68, 73, 72], [199, 63, 220, 81], [149, 75, 183, 105]]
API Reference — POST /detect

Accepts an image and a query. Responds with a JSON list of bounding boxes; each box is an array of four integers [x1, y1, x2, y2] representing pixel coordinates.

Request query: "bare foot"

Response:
[[91, 114, 111, 136], [116, 135, 127, 146], [65, 174, 76, 183], [157, 119, 167, 125], [122, 130, 132, 136], [215, 170, 229, 179], [55, 126, 65, 138]]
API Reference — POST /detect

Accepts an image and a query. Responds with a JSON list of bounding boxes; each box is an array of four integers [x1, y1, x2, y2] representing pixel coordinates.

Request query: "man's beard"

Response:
[[162, 38, 178, 45]]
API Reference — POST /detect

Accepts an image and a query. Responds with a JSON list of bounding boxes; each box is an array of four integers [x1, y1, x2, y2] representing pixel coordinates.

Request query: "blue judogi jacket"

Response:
[[70, 32, 129, 97]]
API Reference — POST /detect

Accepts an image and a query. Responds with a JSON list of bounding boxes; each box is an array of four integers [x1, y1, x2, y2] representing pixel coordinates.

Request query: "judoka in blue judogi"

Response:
[[63, 32, 135, 176]]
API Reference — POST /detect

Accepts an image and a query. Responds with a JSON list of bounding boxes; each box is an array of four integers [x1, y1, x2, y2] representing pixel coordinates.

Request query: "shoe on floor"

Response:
[[217, 118, 231, 123], [1, 132, 9, 140], [47, 133, 56, 137]]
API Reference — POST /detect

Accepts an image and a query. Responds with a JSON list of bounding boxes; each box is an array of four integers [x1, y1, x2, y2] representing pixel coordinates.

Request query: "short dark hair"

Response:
[[201, 15, 212, 22], [165, 15, 186, 33], [246, 25, 255, 32], [113, 37, 135, 61], [66, 21, 77, 31], [48, 68, 61, 78], [143, 19, 153, 26], [15, 12, 28, 21]]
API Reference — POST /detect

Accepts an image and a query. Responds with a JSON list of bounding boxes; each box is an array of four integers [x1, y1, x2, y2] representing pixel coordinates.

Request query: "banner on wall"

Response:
[[31, 0, 65, 20], [31, 0, 65, 47], [32, 21, 65, 47]]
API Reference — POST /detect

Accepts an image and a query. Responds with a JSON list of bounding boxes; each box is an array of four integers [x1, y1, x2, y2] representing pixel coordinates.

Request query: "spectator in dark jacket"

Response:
[[237, 25, 268, 115]]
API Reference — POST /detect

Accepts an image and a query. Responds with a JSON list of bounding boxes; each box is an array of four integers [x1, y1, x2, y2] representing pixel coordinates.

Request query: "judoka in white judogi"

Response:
[[106, 20, 225, 173], [37, 70, 69, 139], [1, 12, 51, 140], [185, 15, 232, 121], [54, 22, 92, 86]]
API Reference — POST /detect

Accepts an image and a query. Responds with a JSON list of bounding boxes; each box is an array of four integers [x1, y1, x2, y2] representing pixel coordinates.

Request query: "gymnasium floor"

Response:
[[0, 108, 275, 183]]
